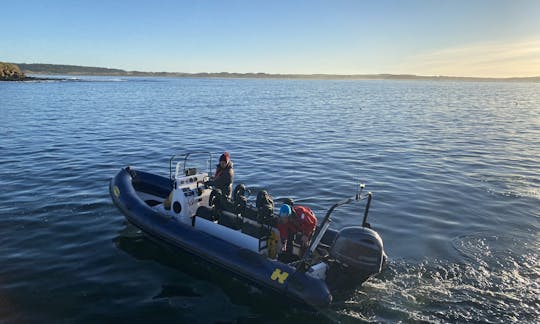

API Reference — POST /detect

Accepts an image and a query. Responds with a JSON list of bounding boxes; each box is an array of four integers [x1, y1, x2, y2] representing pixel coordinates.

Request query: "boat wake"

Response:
[[326, 232, 539, 323]]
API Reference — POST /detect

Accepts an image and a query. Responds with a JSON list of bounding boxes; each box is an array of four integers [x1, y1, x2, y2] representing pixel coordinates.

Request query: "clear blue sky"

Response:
[[1, 0, 539, 77]]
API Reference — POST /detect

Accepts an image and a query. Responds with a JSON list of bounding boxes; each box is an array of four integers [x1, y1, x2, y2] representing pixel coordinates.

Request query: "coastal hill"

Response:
[[1, 62, 26, 80], [13, 63, 540, 82]]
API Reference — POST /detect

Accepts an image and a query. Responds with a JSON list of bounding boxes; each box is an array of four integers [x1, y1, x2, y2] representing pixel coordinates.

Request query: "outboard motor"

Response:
[[304, 188, 385, 290], [330, 226, 385, 277]]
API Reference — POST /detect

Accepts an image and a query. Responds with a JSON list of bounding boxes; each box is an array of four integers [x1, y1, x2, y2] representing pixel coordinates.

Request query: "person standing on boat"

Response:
[[277, 202, 317, 255], [213, 152, 234, 199]]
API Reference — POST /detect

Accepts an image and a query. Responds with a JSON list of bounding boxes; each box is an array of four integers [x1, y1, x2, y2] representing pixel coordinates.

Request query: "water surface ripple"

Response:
[[1, 77, 538, 322]]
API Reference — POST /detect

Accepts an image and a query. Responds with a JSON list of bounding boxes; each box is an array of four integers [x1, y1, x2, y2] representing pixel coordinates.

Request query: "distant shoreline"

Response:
[[15, 63, 540, 82]]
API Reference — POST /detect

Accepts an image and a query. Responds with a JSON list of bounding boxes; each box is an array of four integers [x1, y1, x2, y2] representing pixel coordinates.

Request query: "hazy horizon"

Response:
[[13, 62, 540, 79]]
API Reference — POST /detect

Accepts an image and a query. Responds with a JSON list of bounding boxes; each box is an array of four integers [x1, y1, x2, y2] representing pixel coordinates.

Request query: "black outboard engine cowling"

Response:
[[330, 226, 385, 276]]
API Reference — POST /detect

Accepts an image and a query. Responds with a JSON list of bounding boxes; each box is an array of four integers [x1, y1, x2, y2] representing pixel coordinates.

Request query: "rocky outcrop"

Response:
[[0, 62, 26, 81]]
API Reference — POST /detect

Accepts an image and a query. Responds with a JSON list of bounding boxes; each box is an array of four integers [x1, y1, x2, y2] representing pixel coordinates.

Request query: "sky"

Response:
[[1, 0, 539, 77]]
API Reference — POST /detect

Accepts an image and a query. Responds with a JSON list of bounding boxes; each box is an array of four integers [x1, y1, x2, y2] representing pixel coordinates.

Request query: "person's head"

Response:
[[279, 204, 292, 223], [219, 152, 230, 168]]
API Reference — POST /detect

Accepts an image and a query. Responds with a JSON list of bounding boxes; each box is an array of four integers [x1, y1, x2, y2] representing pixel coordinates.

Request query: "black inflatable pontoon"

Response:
[[110, 152, 385, 307]]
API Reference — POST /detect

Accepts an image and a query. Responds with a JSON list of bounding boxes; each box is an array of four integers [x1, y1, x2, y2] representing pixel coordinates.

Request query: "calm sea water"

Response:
[[1, 76, 538, 323]]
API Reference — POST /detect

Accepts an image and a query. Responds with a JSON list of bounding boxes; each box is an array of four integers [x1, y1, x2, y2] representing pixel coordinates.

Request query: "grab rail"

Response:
[[296, 186, 373, 271]]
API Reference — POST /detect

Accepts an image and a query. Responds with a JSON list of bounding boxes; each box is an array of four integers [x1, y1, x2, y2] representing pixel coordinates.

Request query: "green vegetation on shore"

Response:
[[10, 63, 540, 82]]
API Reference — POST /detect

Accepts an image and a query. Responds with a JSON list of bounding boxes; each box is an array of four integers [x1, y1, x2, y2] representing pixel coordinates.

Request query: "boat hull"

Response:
[[110, 167, 332, 307]]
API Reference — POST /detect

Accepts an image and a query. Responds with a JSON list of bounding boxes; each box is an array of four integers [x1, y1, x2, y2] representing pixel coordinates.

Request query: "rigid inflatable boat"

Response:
[[109, 152, 385, 307]]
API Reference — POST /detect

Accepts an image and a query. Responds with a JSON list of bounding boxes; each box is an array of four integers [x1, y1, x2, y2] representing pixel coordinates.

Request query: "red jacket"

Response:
[[213, 161, 234, 198], [278, 206, 318, 242]]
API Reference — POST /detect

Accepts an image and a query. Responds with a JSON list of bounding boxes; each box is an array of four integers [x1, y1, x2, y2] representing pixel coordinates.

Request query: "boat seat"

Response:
[[242, 207, 259, 222], [239, 206, 278, 227], [219, 200, 237, 213], [218, 210, 242, 230], [215, 196, 278, 226], [241, 221, 269, 239], [196, 206, 215, 221], [265, 216, 278, 228]]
